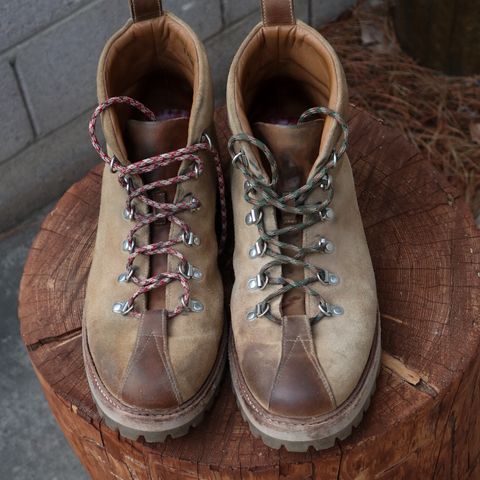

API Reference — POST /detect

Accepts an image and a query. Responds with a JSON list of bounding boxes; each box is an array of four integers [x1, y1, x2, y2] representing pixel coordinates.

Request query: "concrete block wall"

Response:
[[0, 0, 356, 232]]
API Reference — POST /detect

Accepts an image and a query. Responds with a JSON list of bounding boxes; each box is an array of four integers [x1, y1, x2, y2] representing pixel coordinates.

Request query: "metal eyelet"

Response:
[[181, 296, 204, 312], [190, 197, 201, 212], [112, 301, 134, 315], [193, 164, 201, 178], [181, 230, 201, 246], [319, 302, 343, 316], [245, 208, 263, 226], [319, 207, 335, 222], [117, 266, 135, 283], [123, 204, 135, 221], [178, 261, 203, 280], [123, 175, 134, 194], [232, 151, 246, 167], [110, 155, 119, 173], [122, 238, 135, 253], [318, 237, 335, 253], [317, 269, 340, 285], [246, 302, 270, 321], [247, 273, 269, 290], [201, 132, 213, 149], [244, 180, 256, 195], [329, 150, 338, 168], [320, 173, 332, 190], [249, 239, 267, 259]]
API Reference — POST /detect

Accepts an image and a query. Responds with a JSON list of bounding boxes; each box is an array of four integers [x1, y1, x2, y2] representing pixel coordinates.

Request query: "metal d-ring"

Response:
[[123, 175, 134, 195], [317, 269, 340, 286], [112, 300, 134, 315], [249, 239, 267, 259], [201, 132, 213, 149], [318, 237, 335, 253], [247, 272, 269, 290], [178, 261, 203, 280], [246, 302, 270, 321], [117, 266, 135, 283], [245, 207, 263, 226], [110, 155, 119, 173], [181, 296, 204, 312], [232, 151, 246, 167], [319, 301, 343, 317], [181, 230, 201, 246], [122, 237, 136, 253], [123, 203, 135, 221]]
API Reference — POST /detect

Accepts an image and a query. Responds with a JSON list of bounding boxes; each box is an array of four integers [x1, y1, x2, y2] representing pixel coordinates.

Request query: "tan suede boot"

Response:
[[227, 0, 380, 451], [83, 0, 227, 442]]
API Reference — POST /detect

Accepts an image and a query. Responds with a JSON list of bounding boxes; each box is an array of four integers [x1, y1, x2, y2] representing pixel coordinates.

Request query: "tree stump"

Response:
[[18, 107, 480, 479]]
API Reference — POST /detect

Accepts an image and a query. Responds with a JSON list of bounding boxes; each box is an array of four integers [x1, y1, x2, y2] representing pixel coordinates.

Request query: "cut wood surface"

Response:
[[18, 107, 480, 479]]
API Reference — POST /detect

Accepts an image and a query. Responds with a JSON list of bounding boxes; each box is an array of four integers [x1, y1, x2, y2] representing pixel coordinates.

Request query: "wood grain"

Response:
[[18, 107, 480, 479]]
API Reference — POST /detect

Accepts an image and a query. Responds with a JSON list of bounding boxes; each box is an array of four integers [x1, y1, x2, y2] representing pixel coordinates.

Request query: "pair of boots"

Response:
[[83, 0, 380, 452]]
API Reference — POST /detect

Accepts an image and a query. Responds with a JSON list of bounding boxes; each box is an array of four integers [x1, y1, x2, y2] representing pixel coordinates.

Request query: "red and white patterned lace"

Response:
[[89, 96, 227, 317]]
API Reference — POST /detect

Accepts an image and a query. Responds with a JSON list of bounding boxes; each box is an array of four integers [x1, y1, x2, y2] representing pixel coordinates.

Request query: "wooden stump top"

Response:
[[18, 107, 480, 479]]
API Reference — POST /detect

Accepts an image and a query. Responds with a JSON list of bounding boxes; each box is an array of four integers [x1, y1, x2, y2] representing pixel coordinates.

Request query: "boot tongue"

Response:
[[252, 118, 323, 193], [125, 115, 189, 311], [126, 116, 189, 165], [126, 115, 189, 200], [252, 118, 324, 318]]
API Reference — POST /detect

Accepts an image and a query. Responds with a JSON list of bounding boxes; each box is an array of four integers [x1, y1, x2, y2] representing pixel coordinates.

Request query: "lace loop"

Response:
[[89, 96, 227, 317]]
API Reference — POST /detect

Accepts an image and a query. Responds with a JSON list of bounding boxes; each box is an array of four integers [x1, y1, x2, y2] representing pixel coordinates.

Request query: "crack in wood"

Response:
[[382, 351, 438, 398], [27, 326, 82, 351]]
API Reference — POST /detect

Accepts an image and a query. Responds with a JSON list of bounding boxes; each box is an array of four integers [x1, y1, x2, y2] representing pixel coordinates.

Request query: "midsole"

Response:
[[83, 324, 227, 433], [230, 317, 381, 442]]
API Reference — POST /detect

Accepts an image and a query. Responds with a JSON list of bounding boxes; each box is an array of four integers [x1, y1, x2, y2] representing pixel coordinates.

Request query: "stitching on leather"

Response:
[[273, 333, 298, 390], [157, 0, 163, 15], [261, 0, 267, 25], [160, 316, 183, 403], [155, 332, 183, 404], [267, 316, 290, 406], [120, 334, 152, 396], [130, 0, 137, 21], [270, 318, 336, 410], [288, 0, 294, 24], [120, 314, 145, 394], [262, 0, 294, 26], [299, 336, 337, 407]]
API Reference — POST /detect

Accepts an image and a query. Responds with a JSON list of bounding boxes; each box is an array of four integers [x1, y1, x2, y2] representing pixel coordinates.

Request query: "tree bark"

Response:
[[18, 107, 480, 479]]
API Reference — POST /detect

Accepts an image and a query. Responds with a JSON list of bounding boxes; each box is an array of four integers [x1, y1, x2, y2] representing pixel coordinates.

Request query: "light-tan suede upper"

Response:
[[83, 10, 223, 409], [227, 17, 378, 416]]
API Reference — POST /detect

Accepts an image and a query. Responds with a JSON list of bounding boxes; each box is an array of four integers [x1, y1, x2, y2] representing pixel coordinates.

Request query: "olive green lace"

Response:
[[228, 107, 349, 324]]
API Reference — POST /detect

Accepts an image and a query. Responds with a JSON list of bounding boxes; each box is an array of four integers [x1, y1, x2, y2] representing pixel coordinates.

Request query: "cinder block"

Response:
[[0, 0, 90, 53], [312, 0, 356, 26], [0, 109, 100, 232], [15, 0, 129, 136], [0, 61, 34, 162], [222, 0, 309, 26], [295, 0, 310, 23], [163, 0, 222, 40], [206, 12, 258, 103], [222, 0, 258, 25]]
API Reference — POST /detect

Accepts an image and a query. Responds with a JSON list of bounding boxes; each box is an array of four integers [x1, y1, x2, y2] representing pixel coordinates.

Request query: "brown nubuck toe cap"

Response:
[[119, 309, 181, 410], [243, 315, 336, 419]]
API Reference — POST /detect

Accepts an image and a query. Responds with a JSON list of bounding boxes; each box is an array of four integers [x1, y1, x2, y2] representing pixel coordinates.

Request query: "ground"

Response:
[[0, 206, 87, 479]]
